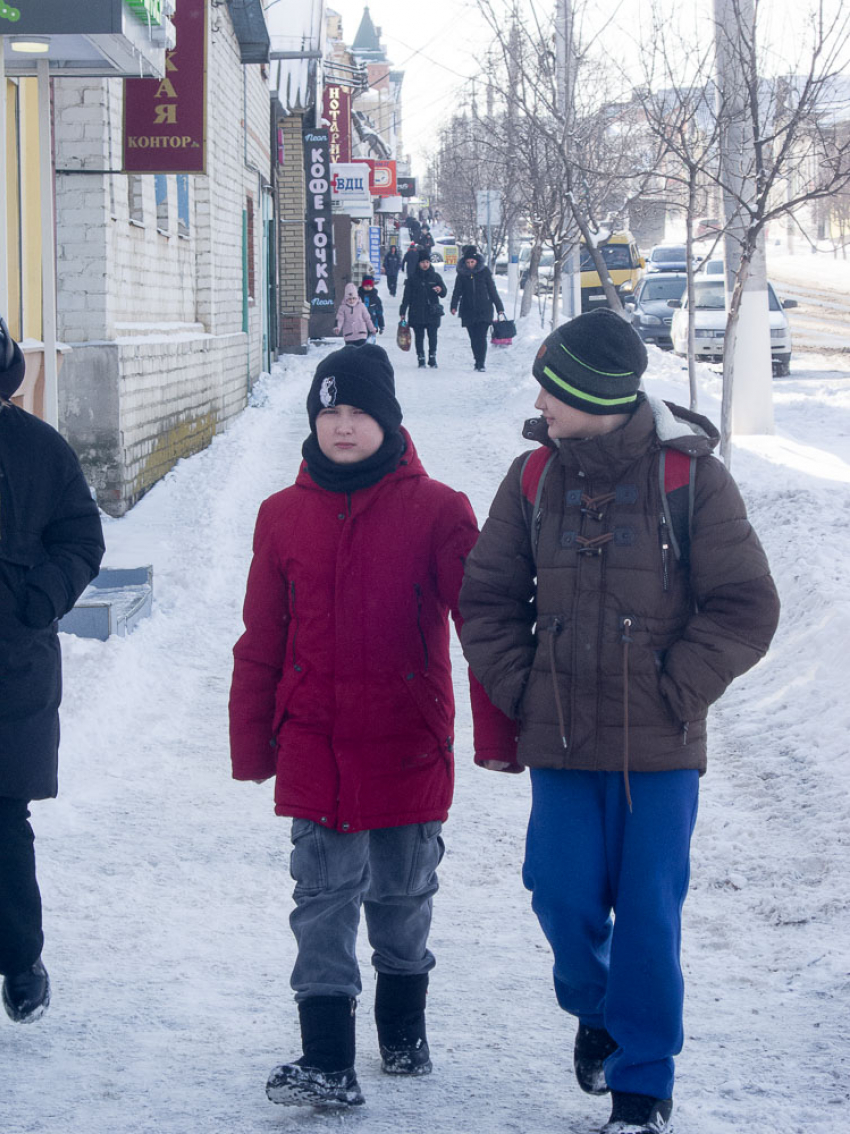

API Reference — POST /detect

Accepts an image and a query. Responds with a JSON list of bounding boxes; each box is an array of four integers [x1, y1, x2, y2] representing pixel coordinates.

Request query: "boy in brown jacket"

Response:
[[459, 309, 780, 1134]]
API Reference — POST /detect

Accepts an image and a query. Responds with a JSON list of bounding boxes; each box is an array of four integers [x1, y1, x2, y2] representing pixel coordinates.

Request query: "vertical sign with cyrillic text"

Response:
[[123, 0, 207, 174], [302, 126, 336, 338], [322, 85, 352, 164]]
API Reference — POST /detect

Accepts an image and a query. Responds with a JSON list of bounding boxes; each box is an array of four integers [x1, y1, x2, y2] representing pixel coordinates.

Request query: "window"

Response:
[[177, 175, 190, 238], [246, 194, 256, 300], [155, 175, 169, 234], [128, 175, 144, 225]]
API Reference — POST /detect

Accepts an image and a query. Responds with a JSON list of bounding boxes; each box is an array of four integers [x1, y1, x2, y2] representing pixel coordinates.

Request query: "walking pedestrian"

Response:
[[0, 317, 105, 1024], [418, 225, 435, 258], [383, 245, 401, 297], [358, 277, 385, 340], [334, 282, 376, 347], [450, 245, 505, 372], [402, 242, 421, 279], [229, 344, 514, 1109], [399, 252, 447, 369], [458, 309, 781, 1134]]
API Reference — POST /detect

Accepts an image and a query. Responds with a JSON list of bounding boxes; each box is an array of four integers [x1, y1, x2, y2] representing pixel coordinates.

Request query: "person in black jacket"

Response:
[[418, 226, 435, 258], [450, 245, 506, 372], [0, 317, 105, 1023], [399, 252, 447, 368], [358, 277, 385, 336], [402, 242, 422, 279], [383, 246, 401, 296]]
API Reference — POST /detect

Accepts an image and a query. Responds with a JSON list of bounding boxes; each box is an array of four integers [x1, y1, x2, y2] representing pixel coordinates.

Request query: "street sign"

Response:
[[476, 189, 501, 227]]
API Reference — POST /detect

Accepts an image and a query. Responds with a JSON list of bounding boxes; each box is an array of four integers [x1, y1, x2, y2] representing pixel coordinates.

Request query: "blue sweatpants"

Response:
[[523, 769, 699, 1100]]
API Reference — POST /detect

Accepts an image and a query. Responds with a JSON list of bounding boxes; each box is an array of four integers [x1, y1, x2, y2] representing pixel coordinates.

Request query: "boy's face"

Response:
[[534, 388, 630, 439], [316, 404, 384, 464], [362, 282, 373, 290]]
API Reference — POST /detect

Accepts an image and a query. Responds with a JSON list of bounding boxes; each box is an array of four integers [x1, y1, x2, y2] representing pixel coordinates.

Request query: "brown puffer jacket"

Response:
[[459, 395, 780, 778]]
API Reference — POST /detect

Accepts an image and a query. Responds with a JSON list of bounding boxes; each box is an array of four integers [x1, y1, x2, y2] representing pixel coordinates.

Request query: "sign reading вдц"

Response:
[[123, 0, 206, 174]]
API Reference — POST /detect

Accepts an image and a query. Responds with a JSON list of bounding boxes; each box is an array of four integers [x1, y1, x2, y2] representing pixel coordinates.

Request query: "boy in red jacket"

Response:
[[229, 344, 514, 1109]]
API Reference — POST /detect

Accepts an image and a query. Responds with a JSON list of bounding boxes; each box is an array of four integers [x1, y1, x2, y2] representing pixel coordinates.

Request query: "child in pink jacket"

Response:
[[334, 282, 376, 346]]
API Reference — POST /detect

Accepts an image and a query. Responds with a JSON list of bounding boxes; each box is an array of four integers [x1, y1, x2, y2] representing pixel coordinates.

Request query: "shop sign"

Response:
[[125, 0, 163, 24], [323, 85, 352, 164], [123, 0, 206, 174], [330, 163, 372, 219], [354, 159, 397, 197], [303, 126, 336, 338], [397, 176, 417, 198], [0, 4, 21, 23], [369, 226, 382, 281]]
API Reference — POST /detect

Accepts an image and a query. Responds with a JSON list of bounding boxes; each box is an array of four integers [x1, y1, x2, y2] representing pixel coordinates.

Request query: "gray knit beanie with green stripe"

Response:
[[532, 308, 647, 416]]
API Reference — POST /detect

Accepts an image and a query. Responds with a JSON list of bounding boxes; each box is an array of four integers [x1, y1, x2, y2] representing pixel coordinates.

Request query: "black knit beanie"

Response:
[[307, 344, 402, 434], [532, 308, 648, 416], [461, 245, 478, 260]]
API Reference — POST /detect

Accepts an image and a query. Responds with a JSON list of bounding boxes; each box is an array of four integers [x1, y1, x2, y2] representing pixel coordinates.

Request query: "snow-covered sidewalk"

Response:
[[3, 293, 849, 1133]]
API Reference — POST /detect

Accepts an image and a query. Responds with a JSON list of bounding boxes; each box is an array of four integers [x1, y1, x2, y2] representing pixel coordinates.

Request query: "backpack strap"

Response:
[[520, 447, 556, 566], [658, 448, 696, 565]]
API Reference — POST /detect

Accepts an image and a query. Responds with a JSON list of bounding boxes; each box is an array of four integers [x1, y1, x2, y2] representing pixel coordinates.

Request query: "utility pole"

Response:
[[555, 0, 581, 325], [714, 0, 774, 436], [506, 19, 520, 309]]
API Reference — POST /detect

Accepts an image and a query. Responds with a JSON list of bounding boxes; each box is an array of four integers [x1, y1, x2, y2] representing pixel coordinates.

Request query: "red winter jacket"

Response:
[[229, 430, 515, 832]]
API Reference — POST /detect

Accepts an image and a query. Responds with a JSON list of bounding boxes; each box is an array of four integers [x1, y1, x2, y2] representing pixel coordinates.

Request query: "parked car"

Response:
[[646, 244, 699, 274], [518, 246, 555, 291], [627, 273, 688, 349], [669, 277, 797, 376], [579, 232, 645, 309], [696, 257, 724, 275]]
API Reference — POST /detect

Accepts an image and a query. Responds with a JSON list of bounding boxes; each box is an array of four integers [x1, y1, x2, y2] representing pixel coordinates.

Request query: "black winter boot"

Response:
[[266, 996, 364, 1108], [375, 972, 432, 1075], [2, 958, 50, 1023], [601, 1091, 673, 1133], [428, 355, 438, 368], [574, 1022, 618, 1094], [417, 355, 426, 368]]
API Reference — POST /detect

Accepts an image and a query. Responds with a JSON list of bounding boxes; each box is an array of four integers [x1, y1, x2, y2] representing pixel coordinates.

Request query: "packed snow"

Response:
[[3, 278, 849, 1133]]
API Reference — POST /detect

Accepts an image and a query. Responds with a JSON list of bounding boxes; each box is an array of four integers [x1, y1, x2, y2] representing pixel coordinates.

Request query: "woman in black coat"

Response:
[[383, 246, 401, 296], [399, 252, 447, 368], [450, 245, 505, 372], [0, 318, 104, 1021]]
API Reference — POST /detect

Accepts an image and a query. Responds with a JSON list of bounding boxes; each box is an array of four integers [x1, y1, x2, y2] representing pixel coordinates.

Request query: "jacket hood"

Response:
[[521, 392, 719, 462], [0, 325, 26, 400], [295, 426, 426, 492], [456, 255, 485, 277]]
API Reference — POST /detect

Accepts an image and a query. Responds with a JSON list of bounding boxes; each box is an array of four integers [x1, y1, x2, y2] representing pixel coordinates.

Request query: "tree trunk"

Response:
[[719, 252, 754, 468], [521, 240, 543, 317]]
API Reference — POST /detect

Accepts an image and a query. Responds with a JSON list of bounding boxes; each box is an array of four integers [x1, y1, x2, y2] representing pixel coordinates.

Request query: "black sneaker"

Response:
[[2, 958, 50, 1023], [417, 356, 426, 368], [474, 364, 486, 372], [428, 357, 438, 368], [601, 1091, 673, 1133], [574, 1022, 617, 1094], [380, 1037, 433, 1076], [266, 1061, 365, 1108]]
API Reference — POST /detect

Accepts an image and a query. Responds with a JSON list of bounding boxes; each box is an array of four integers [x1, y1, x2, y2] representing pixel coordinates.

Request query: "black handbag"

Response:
[[492, 317, 516, 339]]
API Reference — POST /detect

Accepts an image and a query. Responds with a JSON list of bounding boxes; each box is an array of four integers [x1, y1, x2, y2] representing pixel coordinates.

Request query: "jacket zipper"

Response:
[[659, 512, 670, 591], [413, 583, 429, 672]]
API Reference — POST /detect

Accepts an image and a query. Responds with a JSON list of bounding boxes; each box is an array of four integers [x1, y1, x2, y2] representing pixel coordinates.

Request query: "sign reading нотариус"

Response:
[[122, 0, 206, 174], [303, 126, 336, 339]]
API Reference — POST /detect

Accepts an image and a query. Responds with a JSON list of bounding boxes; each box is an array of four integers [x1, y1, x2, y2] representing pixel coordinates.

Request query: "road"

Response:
[[768, 273, 850, 353]]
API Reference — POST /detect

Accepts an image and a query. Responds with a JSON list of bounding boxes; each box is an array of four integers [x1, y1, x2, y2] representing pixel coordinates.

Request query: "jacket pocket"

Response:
[[401, 670, 452, 759], [272, 662, 309, 735]]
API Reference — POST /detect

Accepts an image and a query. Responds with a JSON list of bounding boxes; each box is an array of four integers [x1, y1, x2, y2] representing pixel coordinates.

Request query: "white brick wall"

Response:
[[54, 11, 273, 515]]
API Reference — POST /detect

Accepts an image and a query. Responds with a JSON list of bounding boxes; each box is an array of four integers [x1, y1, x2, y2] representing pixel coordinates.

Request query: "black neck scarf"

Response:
[[301, 429, 407, 494]]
